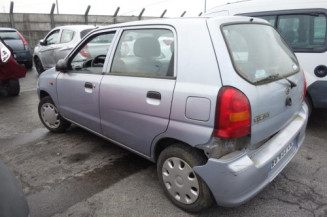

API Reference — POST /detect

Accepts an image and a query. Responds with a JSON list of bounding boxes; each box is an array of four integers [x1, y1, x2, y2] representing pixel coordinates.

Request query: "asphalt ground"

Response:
[[0, 68, 326, 217]]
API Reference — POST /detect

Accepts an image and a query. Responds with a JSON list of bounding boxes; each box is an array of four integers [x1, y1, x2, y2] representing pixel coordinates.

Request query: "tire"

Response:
[[38, 96, 71, 133], [25, 61, 33, 69], [157, 143, 213, 212], [6, 79, 20, 96], [305, 95, 313, 116], [34, 57, 44, 74]]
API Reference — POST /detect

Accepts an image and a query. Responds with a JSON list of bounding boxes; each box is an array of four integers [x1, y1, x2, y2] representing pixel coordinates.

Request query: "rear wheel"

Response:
[[157, 143, 213, 212], [34, 57, 44, 74], [5, 79, 20, 96], [38, 96, 71, 133]]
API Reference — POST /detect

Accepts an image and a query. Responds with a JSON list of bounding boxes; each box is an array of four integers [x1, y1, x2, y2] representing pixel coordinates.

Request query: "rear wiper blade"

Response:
[[254, 74, 280, 84], [254, 73, 297, 88]]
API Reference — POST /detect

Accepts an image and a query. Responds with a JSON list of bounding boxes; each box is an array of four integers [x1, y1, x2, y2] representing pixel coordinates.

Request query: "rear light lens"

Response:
[[16, 31, 29, 50], [214, 87, 251, 139], [303, 71, 307, 98], [80, 45, 91, 58]]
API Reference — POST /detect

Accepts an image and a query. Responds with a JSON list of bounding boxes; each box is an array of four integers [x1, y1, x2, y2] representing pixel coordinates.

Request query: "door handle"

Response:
[[85, 82, 94, 89], [147, 91, 161, 100]]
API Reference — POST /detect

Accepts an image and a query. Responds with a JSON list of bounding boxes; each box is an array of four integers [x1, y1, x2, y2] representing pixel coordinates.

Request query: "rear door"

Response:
[[207, 18, 305, 145], [100, 27, 176, 156], [56, 30, 116, 133]]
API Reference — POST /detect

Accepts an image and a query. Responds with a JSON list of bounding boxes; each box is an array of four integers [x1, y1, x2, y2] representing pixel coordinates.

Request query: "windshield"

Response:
[[222, 23, 299, 84]]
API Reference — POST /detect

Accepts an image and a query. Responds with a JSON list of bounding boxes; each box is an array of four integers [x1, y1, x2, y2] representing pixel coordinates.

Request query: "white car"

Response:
[[33, 25, 95, 74]]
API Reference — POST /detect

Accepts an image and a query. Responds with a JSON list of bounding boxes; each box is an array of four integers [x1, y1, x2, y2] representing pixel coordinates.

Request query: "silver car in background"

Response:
[[37, 16, 308, 212], [33, 25, 95, 74]]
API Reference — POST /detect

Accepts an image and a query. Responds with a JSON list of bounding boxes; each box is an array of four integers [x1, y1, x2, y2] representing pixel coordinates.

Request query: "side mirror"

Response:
[[55, 59, 68, 72], [39, 39, 46, 46]]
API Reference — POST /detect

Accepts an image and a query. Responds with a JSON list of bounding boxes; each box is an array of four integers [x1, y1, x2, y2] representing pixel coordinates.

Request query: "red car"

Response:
[[0, 39, 26, 96]]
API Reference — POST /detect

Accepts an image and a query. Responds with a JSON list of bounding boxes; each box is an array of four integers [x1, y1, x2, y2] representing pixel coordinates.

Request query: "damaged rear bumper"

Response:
[[194, 102, 308, 207]]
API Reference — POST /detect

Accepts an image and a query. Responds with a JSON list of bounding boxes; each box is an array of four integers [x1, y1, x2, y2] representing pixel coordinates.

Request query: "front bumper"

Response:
[[194, 102, 308, 207]]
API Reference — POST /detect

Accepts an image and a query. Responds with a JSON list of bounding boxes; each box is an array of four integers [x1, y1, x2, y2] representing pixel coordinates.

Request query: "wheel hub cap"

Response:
[[162, 157, 199, 204], [41, 103, 60, 128]]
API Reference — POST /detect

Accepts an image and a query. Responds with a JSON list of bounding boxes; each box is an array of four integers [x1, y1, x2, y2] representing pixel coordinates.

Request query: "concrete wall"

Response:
[[0, 13, 155, 50]]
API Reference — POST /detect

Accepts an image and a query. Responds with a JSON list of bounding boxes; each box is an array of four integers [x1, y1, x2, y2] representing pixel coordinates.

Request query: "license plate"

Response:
[[271, 142, 294, 170]]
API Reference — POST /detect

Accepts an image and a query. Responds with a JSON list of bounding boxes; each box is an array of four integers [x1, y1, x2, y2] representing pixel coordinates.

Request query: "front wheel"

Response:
[[157, 143, 213, 212], [38, 96, 71, 133], [34, 57, 44, 74]]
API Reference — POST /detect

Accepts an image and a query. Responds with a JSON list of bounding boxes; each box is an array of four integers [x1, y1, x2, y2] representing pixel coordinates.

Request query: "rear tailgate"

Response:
[[207, 17, 305, 145], [4, 39, 24, 53], [250, 74, 304, 144]]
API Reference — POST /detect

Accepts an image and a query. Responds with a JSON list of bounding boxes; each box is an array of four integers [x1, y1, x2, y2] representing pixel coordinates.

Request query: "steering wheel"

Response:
[[91, 55, 106, 67]]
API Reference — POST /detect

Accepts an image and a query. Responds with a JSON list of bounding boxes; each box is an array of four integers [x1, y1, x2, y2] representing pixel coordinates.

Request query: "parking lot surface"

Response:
[[0, 68, 326, 217]]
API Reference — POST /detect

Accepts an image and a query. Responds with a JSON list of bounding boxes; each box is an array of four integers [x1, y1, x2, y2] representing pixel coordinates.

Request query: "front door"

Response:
[[56, 31, 116, 133], [39, 29, 61, 68]]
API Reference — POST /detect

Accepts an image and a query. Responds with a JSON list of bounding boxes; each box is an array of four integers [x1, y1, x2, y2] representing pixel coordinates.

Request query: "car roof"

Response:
[[0, 27, 17, 32], [205, 0, 327, 15], [53, 25, 95, 31], [91, 16, 266, 32]]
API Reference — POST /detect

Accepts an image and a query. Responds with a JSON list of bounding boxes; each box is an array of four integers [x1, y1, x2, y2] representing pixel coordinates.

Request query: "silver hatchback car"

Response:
[[33, 25, 95, 74], [37, 16, 308, 212]]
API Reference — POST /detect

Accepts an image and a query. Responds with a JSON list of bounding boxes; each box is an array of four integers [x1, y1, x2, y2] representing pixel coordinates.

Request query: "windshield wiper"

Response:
[[255, 73, 297, 88], [254, 73, 280, 84], [285, 77, 297, 88]]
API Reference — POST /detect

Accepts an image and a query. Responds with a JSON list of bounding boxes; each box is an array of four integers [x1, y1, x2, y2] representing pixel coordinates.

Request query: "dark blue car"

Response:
[[0, 28, 33, 69]]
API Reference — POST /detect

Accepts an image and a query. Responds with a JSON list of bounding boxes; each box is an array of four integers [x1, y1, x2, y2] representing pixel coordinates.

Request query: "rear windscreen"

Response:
[[222, 23, 299, 84], [0, 31, 19, 40]]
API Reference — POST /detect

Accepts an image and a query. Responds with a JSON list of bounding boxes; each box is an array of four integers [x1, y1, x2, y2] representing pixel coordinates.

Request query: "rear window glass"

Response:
[[222, 23, 299, 84], [0, 31, 19, 40]]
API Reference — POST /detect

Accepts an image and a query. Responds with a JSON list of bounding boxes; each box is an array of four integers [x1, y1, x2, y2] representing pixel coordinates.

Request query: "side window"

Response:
[[313, 16, 327, 45], [277, 14, 327, 50], [277, 15, 300, 45], [45, 30, 60, 45], [259, 15, 276, 26], [111, 28, 175, 77], [70, 32, 115, 74], [60, 29, 75, 43]]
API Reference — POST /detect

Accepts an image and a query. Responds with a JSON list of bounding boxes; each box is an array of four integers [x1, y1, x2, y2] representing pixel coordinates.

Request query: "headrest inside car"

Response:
[[134, 37, 161, 58]]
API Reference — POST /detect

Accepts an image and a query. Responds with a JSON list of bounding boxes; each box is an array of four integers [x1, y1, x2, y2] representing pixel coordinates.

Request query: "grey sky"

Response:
[[0, 0, 236, 17]]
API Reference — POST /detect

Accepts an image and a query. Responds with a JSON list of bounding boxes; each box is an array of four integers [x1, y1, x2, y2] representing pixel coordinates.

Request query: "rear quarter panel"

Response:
[[151, 20, 222, 156]]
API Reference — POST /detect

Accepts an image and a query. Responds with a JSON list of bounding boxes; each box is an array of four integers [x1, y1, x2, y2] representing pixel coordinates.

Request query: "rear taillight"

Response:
[[303, 71, 307, 98], [16, 31, 28, 50], [214, 87, 251, 139], [80, 45, 91, 58]]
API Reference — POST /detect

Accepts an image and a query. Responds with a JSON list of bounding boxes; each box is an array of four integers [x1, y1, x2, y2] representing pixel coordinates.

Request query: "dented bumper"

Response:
[[194, 102, 308, 207]]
